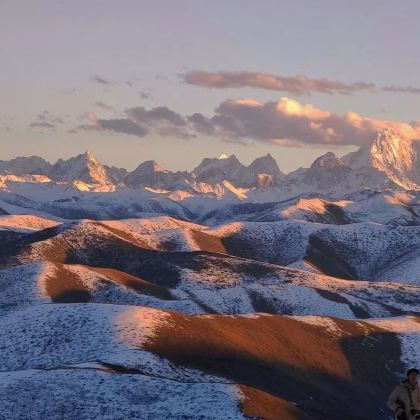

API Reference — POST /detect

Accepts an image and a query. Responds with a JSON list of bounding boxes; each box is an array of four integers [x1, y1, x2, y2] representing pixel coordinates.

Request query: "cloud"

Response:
[[73, 97, 420, 145], [89, 74, 112, 86], [77, 106, 192, 138], [96, 119, 148, 137], [126, 106, 186, 127], [382, 85, 420, 94], [29, 111, 66, 130], [37, 110, 66, 124], [62, 88, 77, 95], [126, 105, 194, 138], [182, 70, 420, 96], [181, 70, 376, 95], [187, 113, 216, 135], [205, 97, 420, 146], [140, 90, 150, 99], [95, 101, 114, 111], [29, 121, 56, 129]]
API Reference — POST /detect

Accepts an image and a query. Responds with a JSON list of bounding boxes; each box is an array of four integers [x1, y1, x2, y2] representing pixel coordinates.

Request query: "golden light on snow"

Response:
[[116, 307, 172, 347]]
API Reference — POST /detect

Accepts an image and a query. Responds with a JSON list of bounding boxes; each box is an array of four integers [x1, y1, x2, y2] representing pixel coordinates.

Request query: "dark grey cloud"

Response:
[[187, 113, 216, 135], [29, 121, 56, 129], [95, 101, 114, 111], [140, 90, 150, 99], [36, 111, 66, 125], [62, 88, 77, 95], [89, 74, 112, 86], [382, 85, 420, 94], [78, 106, 191, 139], [29, 111, 66, 130], [181, 70, 376, 96], [96, 119, 148, 137], [126, 106, 193, 138], [155, 74, 169, 81], [126, 106, 187, 127]]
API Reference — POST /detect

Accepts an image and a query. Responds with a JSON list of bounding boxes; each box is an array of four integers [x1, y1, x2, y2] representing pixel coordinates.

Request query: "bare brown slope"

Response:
[[89, 266, 172, 299], [0, 221, 182, 286], [137, 312, 404, 420], [45, 263, 91, 303], [239, 384, 311, 420], [95, 222, 153, 249], [190, 229, 227, 253], [43, 263, 173, 302]]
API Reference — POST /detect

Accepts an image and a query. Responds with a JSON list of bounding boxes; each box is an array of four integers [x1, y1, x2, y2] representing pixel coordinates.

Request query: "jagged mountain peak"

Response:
[[310, 152, 342, 170], [302, 151, 351, 189], [75, 150, 99, 162], [53, 151, 98, 166], [83, 150, 97, 161], [193, 154, 242, 176], [0, 155, 52, 175], [250, 153, 277, 165], [48, 151, 110, 185], [370, 129, 419, 188], [375, 127, 398, 141], [132, 160, 165, 174], [123, 159, 179, 188], [371, 128, 409, 154], [196, 154, 240, 167], [343, 128, 411, 169], [248, 153, 284, 179], [341, 128, 420, 189]]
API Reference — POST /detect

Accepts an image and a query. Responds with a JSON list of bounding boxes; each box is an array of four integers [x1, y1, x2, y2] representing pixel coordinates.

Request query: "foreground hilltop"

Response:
[[0, 203, 419, 419]]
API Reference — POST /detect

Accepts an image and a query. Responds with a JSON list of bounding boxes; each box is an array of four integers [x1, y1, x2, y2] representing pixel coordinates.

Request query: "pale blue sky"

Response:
[[1, 0, 420, 172]]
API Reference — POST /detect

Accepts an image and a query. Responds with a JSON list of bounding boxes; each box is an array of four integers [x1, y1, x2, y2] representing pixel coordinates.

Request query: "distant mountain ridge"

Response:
[[1, 129, 420, 194]]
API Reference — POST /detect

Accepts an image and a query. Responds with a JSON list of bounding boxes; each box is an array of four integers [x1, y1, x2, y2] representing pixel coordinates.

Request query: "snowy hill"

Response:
[[2, 128, 420, 419]]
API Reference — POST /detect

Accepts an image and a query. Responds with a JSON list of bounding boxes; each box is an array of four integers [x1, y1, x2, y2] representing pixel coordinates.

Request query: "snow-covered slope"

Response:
[[1, 301, 417, 419], [2, 130, 420, 420], [0, 214, 60, 233]]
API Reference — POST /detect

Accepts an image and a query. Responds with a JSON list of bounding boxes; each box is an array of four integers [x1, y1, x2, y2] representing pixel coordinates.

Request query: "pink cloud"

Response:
[[209, 97, 420, 146], [182, 70, 376, 95]]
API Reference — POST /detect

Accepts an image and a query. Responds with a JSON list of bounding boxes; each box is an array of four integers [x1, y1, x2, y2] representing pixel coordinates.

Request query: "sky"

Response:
[[1, 0, 420, 173]]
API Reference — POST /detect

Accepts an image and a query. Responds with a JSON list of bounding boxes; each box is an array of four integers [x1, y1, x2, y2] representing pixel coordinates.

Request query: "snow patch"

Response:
[[291, 316, 342, 336], [116, 307, 172, 347]]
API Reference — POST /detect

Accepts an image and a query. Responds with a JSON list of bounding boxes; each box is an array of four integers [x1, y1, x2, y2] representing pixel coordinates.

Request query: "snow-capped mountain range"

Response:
[[1, 129, 419, 199]]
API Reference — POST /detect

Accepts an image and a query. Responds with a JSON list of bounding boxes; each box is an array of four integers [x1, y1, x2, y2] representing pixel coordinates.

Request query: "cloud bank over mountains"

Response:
[[77, 97, 420, 147]]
